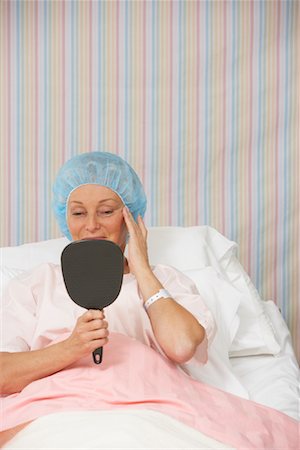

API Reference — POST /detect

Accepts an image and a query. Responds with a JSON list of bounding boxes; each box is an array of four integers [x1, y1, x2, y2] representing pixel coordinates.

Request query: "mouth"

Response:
[[82, 236, 107, 241]]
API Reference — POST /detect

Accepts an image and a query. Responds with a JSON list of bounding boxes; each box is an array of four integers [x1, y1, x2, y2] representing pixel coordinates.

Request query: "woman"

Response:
[[0, 152, 215, 396]]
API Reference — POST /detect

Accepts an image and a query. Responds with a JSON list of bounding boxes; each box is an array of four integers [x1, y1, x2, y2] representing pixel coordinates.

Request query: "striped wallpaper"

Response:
[[0, 0, 299, 360]]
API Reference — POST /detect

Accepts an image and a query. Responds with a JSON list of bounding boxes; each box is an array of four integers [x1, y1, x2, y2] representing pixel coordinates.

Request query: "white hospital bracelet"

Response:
[[144, 288, 171, 311]]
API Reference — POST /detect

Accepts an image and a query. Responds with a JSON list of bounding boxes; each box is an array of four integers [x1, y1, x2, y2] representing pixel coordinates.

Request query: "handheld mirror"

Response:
[[61, 239, 124, 364]]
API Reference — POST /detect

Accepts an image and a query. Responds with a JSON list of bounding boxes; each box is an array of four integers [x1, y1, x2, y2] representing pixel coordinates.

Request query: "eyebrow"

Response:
[[69, 198, 121, 205]]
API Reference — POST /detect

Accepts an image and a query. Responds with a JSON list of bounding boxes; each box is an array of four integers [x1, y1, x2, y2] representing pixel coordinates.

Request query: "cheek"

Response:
[[67, 215, 73, 232], [67, 216, 82, 237], [118, 223, 128, 250], [121, 221, 128, 237], [67, 215, 75, 230], [113, 217, 127, 239]]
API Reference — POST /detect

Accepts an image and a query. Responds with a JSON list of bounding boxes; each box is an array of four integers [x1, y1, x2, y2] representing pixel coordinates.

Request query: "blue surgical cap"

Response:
[[52, 151, 147, 240]]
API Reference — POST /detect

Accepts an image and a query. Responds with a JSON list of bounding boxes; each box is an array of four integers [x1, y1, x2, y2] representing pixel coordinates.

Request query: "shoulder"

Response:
[[18, 261, 60, 278], [1, 263, 62, 313], [152, 263, 188, 278], [5, 262, 62, 291]]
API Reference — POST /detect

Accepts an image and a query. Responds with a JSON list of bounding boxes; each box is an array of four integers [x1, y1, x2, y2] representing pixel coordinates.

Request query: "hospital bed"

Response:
[[0, 226, 299, 449]]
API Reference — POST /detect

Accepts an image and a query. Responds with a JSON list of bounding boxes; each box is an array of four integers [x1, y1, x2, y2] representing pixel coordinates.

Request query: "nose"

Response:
[[85, 214, 101, 232]]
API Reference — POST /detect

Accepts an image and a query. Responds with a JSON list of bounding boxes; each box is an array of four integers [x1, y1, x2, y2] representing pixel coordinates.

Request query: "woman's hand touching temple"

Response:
[[122, 206, 151, 277], [122, 206, 205, 364]]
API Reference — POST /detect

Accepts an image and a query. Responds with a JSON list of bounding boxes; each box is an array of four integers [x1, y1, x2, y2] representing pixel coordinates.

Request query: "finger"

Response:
[[84, 333, 109, 352], [122, 206, 131, 230], [137, 215, 147, 239], [83, 310, 104, 322], [86, 319, 108, 332], [89, 328, 109, 341], [123, 207, 139, 236], [90, 336, 109, 352], [123, 206, 138, 225]]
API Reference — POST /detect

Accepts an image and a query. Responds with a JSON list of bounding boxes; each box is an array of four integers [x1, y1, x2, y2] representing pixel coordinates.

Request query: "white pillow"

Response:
[[147, 226, 236, 272], [0, 237, 69, 270], [0, 226, 231, 270], [222, 256, 280, 357], [181, 267, 249, 397], [0, 266, 25, 297], [148, 226, 280, 357], [184, 268, 241, 347]]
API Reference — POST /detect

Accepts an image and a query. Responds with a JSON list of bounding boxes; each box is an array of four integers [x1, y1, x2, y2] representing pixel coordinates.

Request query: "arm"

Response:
[[0, 310, 109, 395], [123, 207, 205, 364]]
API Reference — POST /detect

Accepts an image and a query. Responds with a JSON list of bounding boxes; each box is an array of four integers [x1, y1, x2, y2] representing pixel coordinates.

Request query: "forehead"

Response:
[[68, 184, 122, 204]]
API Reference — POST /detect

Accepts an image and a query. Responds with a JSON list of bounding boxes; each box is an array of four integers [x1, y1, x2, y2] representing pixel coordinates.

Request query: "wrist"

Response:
[[135, 269, 164, 303], [144, 289, 171, 311], [58, 337, 82, 366]]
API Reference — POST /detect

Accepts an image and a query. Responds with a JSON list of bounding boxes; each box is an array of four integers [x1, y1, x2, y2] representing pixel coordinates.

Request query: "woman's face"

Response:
[[67, 184, 128, 251]]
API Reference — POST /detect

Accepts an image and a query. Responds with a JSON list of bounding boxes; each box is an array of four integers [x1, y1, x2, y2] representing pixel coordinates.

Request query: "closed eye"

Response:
[[99, 210, 114, 216]]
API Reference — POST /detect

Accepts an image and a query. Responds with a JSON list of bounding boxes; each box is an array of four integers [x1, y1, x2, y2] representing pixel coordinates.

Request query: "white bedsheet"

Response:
[[230, 301, 300, 420], [3, 410, 234, 449]]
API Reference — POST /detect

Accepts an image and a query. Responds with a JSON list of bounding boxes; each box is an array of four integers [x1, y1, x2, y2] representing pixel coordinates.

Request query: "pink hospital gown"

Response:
[[1, 262, 215, 364]]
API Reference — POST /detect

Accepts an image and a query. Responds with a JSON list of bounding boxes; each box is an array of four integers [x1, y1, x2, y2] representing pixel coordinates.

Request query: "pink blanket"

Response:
[[1, 333, 298, 449]]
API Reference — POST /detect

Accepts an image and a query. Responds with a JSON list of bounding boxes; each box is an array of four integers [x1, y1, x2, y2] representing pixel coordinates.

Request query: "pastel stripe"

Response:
[[0, 0, 298, 361], [282, 0, 291, 318], [43, 0, 48, 239], [7, 0, 12, 243]]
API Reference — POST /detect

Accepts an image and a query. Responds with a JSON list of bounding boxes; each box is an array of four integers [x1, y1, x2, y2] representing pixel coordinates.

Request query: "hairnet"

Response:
[[52, 151, 147, 240]]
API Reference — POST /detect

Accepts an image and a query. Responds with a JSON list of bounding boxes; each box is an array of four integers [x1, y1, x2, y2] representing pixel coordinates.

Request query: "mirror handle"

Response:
[[93, 347, 103, 364]]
